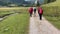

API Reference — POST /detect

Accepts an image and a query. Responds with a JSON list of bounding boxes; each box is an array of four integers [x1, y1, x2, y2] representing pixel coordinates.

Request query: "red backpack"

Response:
[[38, 7, 43, 14], [29, 7, 33, 13]]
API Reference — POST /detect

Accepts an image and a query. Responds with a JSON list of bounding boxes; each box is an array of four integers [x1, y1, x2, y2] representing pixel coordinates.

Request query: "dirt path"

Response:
[[29, 12, 60, 34]]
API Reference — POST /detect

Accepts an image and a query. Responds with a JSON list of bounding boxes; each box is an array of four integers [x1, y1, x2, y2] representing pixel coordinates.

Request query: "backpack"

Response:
[[29, 7, 33, 13], [40, 8, 43, 14], [38, 7, 43, 14]]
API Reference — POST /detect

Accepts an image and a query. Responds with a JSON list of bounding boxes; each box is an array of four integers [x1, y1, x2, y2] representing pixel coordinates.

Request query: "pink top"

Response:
[[38, 7, 43, 14]]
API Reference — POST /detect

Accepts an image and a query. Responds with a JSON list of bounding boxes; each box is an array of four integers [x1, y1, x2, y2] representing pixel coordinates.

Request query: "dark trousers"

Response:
[[30, 13, 32, 17], [39, 14, 42, 20], [34, 11, 36, 16], [34, 9, 36, 14], [34, 11, 36, 14]]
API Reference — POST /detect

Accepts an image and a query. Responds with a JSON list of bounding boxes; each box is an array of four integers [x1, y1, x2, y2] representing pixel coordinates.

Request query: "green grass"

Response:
[[42, 0, 60, 29], [0, 11, 15, 16], [0, 7, 29, 16], [0, 7, 29, 34]]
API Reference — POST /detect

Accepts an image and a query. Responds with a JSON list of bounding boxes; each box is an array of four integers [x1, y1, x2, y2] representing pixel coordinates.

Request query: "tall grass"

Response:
[[42, 6, 60, 17], [42, 6, 60, 29]]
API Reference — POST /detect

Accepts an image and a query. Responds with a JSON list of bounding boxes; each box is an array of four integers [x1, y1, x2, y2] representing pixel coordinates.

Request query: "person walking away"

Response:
[[29, 7, 33, 17], [33, 7, 36, 17], [38, 7, 43, 20]]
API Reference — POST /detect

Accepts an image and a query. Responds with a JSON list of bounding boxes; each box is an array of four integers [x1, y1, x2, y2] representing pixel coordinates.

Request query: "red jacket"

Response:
[[29, 7, 33, 14], [38, 7, 43, 14]]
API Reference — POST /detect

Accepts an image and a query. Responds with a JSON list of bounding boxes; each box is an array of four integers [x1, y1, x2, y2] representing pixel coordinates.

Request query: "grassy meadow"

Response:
[[0, 7, 29, 34], [42, 0, 60, 29]]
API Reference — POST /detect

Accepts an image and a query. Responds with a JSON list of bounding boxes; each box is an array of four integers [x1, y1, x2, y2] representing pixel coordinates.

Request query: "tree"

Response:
[[44, 0, 56, 4], [37, 0, 40, 6], [44, 0, 48, 4], [47, 0, 56, 3]]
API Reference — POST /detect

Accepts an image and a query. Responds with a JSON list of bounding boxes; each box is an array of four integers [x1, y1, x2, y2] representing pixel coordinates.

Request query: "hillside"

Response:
[[0, 0, 45, 6], [0, 0, 25, 4], [43, 0, 60, 6], [0, 0, 31, 6], [0, 0, 24, 4]]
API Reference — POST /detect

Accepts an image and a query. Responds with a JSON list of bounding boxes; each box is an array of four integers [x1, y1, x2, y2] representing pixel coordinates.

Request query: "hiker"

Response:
[[38, 7, 43, 20], [33, 7, 36, 16], [29, 7, 33, 17]]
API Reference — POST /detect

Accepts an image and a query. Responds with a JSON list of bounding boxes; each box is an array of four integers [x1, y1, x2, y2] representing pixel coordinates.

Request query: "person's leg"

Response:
[[39, 14, 41, 20], [40, 14, 42, 20], [35, 11, 36, 14], [30, 13, 31, 16], [34, 11, 36, 17], [34, 9, 36, 13], [30, 13, 32, 17]]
